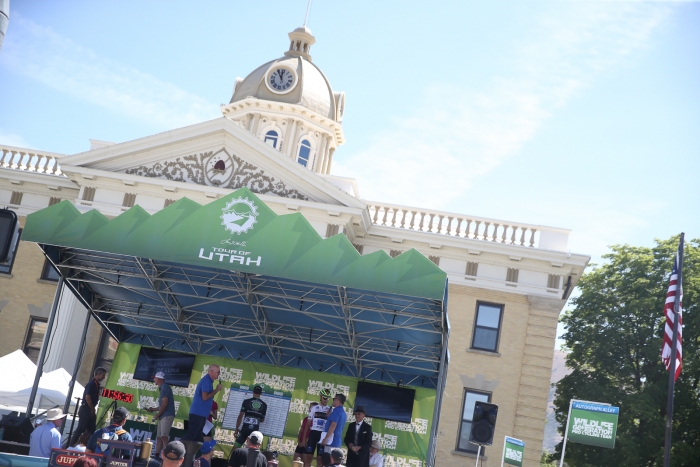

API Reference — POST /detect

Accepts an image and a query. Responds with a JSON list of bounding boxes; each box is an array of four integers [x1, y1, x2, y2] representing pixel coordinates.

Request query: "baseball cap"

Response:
[[155, 371, 165, 380], [248, 431, 263, 446], [112, 407, 130, 423], [163, 441, 186, 460], [253, 385, 263, 394], [200, 440, 217, 454], [331, 449, 344, 461]]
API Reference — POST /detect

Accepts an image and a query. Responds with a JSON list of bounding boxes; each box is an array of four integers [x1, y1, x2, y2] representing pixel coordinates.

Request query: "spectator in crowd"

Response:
[[227, 431, 267, 467], [85, 407, 133, 454], [29, 408, 67, 458], [343, 406, 372, 467], [147, 371, 176, 457], [67, 432, 92, 452], [369, 441, 383, 467], [194, 439, 217, 467], [161, 440, 186, 467], [330, 449, 345, 467], [70, 367, 107, 445], [321, 452, 333, 467], [183, 365, 222, 443], [73, 457, 98, 467]]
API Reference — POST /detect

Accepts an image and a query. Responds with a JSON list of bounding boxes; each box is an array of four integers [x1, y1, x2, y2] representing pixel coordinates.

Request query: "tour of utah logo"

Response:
[[221, 197, 258, 235]]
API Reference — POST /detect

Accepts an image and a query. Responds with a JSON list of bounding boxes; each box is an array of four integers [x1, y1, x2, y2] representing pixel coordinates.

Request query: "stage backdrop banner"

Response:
[[101, 343, 435, 467]]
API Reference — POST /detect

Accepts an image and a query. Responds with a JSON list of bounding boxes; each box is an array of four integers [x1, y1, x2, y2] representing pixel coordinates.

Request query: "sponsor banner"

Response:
[[502, 436, 524, 467], [23, 187, 447, 300], [49, 450, 103, 467], [101, 343, 436, 467], [566, 401, 619, 449]]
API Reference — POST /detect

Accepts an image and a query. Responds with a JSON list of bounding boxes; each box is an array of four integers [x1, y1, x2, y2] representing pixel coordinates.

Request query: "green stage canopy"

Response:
[[23, 188, 447, 300]]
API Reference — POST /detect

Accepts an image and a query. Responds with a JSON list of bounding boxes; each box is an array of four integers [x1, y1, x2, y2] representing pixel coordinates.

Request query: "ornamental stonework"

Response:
[[124, 147, 308, 200]]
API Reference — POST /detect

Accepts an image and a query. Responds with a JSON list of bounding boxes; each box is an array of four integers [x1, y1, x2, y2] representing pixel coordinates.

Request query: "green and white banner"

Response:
[[566, 401, 619, 449], [101, 343, 435, 467], [501, 436, 524, 467], [23, 187, 446, 300]]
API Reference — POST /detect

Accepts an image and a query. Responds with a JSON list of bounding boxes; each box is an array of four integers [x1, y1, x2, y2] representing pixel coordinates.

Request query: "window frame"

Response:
[[297, 139, 312, 167], [470, 301, 504, 353], [456, 388, 492, 454], [40, 258, 60, 282], [264, 130, 279, 149], [23, 317, 49, 364]]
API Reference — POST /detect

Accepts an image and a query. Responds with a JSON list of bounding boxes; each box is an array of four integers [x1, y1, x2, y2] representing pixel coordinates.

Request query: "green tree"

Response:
[[552, 236, 700, 467]]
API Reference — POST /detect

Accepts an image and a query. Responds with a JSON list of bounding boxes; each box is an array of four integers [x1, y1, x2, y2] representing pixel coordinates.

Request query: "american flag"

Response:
[[661, 244, 683, 382]]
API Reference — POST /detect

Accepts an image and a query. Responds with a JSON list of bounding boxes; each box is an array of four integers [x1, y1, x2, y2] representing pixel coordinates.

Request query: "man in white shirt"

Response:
[[369, 441, 384, 467], [29, 408, 66, 458]]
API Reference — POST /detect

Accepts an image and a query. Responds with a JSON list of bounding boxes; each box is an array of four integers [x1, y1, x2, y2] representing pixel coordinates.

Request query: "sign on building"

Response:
[[501, 436, 524, 467]]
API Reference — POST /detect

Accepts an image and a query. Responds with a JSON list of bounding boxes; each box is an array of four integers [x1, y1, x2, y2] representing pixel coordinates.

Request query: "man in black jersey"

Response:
[[233, 385, 267, 447]]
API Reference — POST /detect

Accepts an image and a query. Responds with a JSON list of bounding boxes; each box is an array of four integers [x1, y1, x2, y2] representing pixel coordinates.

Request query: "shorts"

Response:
[[235, 424, 260, 446], [157, 416, 174, 438], [305, 431, 323, 455], [294, 445, 306, 455]]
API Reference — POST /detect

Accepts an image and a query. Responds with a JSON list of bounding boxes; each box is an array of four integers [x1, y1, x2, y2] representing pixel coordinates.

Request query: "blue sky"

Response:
[[1, 0, 698, 266]]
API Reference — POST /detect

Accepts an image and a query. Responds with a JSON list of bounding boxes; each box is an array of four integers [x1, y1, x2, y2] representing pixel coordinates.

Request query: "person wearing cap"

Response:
[[294, 402, 317, 462], [147, 371, 176, 457], [233, 385, 267, 448], [343, 406, 373, 467], [183, 364, 223, 442], [29, 407, 67, 458], [303, 388, 332, 467], [368, 441, 383, 467], [85, 406, 133, 454], [193, 439, 217, 467], [161, 440, 186, 467], [70, 367, 107, 446], [227, 431, 267, 467], [330, 448, 346, 467]]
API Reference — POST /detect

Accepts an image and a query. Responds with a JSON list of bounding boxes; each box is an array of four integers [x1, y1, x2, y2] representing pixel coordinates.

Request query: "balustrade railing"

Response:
[[0, 145, 64, 176], [365, 201, 570, 251]]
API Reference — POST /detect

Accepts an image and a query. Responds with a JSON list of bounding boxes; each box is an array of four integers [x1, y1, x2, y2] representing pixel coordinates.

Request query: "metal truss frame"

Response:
[[43, 245, 448, 389]]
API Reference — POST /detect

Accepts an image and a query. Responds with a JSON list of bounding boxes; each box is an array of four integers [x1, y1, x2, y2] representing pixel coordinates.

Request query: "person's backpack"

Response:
[[98, 428, 128, 453]]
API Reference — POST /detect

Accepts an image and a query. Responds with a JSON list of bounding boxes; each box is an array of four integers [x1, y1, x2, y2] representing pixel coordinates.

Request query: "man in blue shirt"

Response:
[[29, 408, 66, 458], [321, 394, 347, 454], [85, 407, 133, 454], [183, 364, 222, 442]]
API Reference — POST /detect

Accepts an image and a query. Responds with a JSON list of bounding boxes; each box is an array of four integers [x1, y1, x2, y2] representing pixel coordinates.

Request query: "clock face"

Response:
[[267, 68, 295, 93]]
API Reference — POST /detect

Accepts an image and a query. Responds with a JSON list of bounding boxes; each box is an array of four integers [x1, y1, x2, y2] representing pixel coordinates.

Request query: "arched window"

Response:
[[297, 139, 311, 167], [264, 131, 278, 149]]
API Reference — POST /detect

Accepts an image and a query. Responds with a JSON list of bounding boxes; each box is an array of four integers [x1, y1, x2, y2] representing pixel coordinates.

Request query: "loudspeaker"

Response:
[[0, 209, 19, 263], [469, 401, 498, 446], [0, 413, 34, 454]]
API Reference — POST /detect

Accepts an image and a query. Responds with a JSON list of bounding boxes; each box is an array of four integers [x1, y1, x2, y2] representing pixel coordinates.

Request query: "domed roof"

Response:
[[229, 27, 341, 122]]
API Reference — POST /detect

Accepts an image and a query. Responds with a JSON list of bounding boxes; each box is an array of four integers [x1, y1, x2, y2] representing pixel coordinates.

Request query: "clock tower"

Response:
[[220, 26, 345, 175]]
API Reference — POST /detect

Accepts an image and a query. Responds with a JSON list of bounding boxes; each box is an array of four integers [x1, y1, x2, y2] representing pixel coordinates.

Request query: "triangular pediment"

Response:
[[57, 117, 363, 208]]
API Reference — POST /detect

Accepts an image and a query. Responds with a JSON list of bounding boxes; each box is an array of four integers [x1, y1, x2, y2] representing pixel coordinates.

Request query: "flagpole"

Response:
[[663, 233, 684, 467]]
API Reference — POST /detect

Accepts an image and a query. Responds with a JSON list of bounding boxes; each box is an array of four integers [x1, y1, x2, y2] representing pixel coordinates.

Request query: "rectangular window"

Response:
[[457, 389, 491, 453], [23, 318, 48, 364], [40, 258, 60, 281], [471, 302, 504, 352]]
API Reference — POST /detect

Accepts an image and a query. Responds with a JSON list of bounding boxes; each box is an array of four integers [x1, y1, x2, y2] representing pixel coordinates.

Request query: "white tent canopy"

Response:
[[0, 350, 85, 414]]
